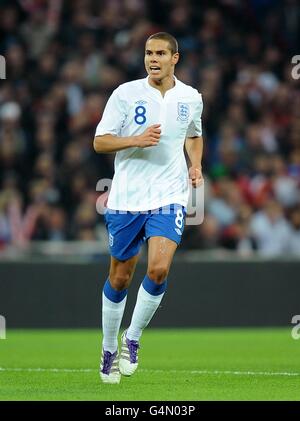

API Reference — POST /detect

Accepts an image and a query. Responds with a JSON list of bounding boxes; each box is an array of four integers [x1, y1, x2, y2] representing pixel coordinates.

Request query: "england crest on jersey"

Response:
[[177, 102, 190, 122]]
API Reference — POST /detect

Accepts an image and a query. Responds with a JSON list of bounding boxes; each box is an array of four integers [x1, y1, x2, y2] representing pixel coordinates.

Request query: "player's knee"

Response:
[[109, 273, 131, 291], [147, 266, 168, 284]]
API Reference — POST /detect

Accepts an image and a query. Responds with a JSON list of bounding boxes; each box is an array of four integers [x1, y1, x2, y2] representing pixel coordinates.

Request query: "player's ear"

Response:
[[172, 52, 179, 65]]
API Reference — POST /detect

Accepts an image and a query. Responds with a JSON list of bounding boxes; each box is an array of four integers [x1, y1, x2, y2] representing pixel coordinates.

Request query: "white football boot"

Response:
[[119, 330, 140, 376], [100, 349, 121, 384]]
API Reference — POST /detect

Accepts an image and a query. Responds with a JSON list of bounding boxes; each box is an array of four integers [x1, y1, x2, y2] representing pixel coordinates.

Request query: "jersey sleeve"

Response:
[[186, 93, 203, 137], [94, 88, 127, 137]]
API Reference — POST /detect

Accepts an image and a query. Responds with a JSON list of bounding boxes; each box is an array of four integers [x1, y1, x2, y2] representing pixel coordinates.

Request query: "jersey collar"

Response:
[[144, 75, 178, 97]]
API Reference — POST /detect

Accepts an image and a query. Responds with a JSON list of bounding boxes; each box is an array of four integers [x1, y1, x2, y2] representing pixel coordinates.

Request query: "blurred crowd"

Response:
[[0, 0, 299, 256]]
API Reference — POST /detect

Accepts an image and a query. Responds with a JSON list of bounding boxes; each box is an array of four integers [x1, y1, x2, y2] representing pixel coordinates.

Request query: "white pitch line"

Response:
[[144, 369, 300, 377], [0, 367, 299, 377], [0, 367, 94, 373]]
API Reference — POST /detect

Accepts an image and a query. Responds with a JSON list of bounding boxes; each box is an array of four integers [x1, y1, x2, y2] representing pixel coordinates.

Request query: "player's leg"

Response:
[[100, 209, 147, 383], [100, 254, 139, 384], [119, 236, 177, 376], [119, 204, 186, 376], [127, 236, 177, 340], [102, 254, 139, 353]]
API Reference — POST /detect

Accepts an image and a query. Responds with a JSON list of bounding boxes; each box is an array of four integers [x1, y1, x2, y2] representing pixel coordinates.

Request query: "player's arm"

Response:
[[185, 136, 204, 187], [185, 93, 204, 187], [93, 134, 136, 153], [93, 125, 161, 154]]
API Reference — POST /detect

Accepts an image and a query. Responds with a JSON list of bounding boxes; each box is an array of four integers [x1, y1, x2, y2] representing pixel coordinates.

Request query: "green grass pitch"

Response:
[[0, 328, 299, 401]]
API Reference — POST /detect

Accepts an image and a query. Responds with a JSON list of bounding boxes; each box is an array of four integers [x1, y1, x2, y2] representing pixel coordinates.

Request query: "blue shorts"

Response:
[[104, 203, 186, 261]]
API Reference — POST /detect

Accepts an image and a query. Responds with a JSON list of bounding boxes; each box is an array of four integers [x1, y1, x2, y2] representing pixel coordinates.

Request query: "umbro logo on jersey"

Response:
[[177, 102, 190, 122], [135, 100, 147, 105], [109, 233, 114, 247]]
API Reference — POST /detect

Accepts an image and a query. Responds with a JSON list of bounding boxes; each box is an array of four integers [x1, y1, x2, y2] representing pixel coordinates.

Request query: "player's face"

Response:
[[144, 39, 179, 81]]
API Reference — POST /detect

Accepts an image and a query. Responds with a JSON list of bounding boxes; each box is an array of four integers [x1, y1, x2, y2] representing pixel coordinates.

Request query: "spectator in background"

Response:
[[271, 154, 300, 208], [208, 178, 242, 228], [46, 206, 68, 241], [20, 7, 54, 60], [250, 199, 291, 256]]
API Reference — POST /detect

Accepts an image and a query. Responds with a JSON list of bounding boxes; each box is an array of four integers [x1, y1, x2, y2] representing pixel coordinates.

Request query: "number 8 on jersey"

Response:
[[134, 106, 147, 125]]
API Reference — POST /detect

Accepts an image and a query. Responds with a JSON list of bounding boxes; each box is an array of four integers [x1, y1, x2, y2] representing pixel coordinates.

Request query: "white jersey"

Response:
[[95, 76, 203, 211]]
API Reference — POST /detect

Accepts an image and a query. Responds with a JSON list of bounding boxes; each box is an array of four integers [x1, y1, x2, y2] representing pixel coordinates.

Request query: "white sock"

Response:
[[102, 293, 127, 353], [126, 284, 165, 342]]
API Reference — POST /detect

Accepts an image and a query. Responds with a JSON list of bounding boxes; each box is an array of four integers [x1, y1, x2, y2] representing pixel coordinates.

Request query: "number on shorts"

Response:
[[175, 208, 184, 229]]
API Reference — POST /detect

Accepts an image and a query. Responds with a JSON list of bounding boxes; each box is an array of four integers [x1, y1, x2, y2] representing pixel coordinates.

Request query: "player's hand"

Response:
[[189, 166, 204, 188], [135, 124, 161, 148]]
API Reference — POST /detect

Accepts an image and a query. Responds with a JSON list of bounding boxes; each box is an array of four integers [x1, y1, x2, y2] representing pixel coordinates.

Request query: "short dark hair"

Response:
[[146, 32, 178, 55]]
